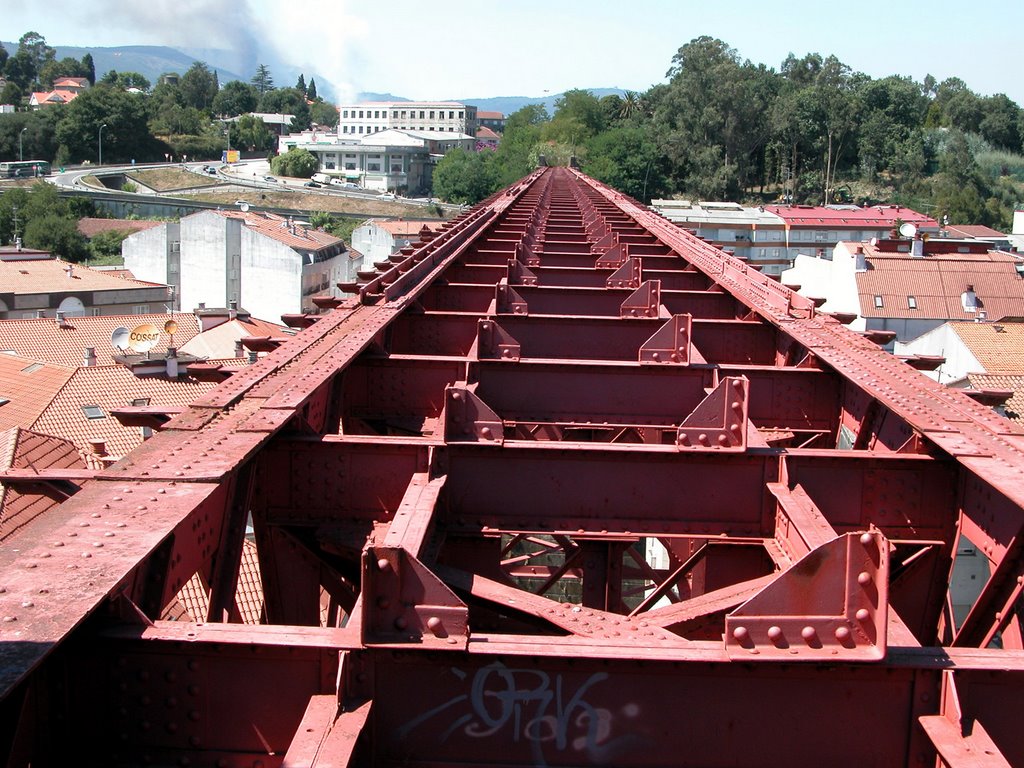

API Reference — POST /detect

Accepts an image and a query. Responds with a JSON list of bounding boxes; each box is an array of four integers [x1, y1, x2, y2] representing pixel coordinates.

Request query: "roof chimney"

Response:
[[35, 309, 46, 319], [83, 347, 96, 367], [165, 346, 178, 377], [229, 299, 238, 319], [55, 311, 71, 328], [65, 263, 74, 279], [855, 245, 867, 272], [234, 339, 245, 358], [248, 350, 258, 365], [88, 438, 107, 457]]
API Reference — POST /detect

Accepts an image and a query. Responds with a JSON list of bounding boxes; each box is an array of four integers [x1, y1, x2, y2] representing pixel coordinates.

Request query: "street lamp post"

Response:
[[98, 124, 107, 166], [19, 127, 27, 161]]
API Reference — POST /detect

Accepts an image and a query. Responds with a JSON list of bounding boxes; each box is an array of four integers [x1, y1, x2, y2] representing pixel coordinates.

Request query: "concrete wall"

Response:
[[180, 211, 229, 312], [351, 223, 396, 264], [239, 227, 301, 319], [123, 223, 174, 286], [895, 324, 982, 384]]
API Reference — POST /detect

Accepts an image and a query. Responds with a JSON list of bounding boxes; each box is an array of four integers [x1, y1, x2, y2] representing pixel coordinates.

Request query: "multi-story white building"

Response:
[[337, 101, 478, 137], [122, 210, 351, 320], [652, 200, 938, 276], [278, 129, 474, 193]]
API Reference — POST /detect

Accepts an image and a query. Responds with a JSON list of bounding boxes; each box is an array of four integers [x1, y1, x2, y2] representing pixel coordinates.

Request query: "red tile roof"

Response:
[[218, 211, 343, 251], [30, 89, 79, 105], [855, 246, 1024, 320], [0, 257, 165, 294], [373, 220, 444, 237], [966, 373, 1024, 421], [767, 205, 938, 229], [32, 365, 217, 460], [944, 224, 1007, 239], [179, 317, 290, 360], [476, 126, 500, 140], [477, 111, 504, 119], [950, 321, 1024, 373], [0, 313, 201, 368], [0, 427, 88, 541], [0, 354, 75, 431], [76, 218, 163, 239]]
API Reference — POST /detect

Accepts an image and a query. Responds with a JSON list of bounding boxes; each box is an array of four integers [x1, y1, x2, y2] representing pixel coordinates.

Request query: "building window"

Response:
[[132, 397, 151, 406], [401, 110, 406, 118], [419, 111, 425, 119], [342, 110, 348, 118], [368, 163, 381, 172], [132, 305, 150, 314], [429, 111, 435, 118], [458, 111, 464, 118], [873, 295, 884, 308], [89, 307, 102, 316], [82, 404, 105, 419], [449, 111, 454, 119], [358, 110, 364, 118], [392, 111, 397, 118], [907, 296, 917, 309]]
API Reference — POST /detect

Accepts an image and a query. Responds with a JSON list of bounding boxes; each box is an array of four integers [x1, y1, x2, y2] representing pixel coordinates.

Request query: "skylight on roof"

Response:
[[21, 363, 43, 373], [908, 296, 917, 310], [873, 295, 884, 308], [0, 397, 9, 407], [82, 404, 105, 420]]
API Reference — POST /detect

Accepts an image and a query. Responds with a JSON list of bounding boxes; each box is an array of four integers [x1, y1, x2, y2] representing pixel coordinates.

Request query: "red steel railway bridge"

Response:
[[2, 167, 1024, 766]]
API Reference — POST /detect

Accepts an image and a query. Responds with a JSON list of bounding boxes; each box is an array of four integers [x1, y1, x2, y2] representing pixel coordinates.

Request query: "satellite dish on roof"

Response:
[[128, 323, 160, 353], [239, 202, 250, 212], [899, 222, 917, 238], [111, 326, 131, 351]]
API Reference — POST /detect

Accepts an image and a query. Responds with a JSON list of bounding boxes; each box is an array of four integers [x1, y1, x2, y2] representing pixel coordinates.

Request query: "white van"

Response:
[[311, 173, 331, 184]]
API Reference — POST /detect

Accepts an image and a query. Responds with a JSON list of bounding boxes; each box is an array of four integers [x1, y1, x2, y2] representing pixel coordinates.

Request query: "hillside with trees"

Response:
[[435, 37, 1024, 229], [0, 32, 335, 167]]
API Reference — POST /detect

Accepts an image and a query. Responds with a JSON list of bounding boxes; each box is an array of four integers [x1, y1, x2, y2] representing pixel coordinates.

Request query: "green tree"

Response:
[[306, 78, 318, 101], [259, 87, 311, 131], [179, 62, 219, 111], [584, 125, 668, 202], [212, 80, 259, 117], [86, 229, 130, 265], [81, 53, 95, 86], [16, 31, 55, 88], [0, 45, 8, 74], [233, 114, 274, 151], [24, 213, 88, 261], [295, 73, 306, 95], [0, 108, 62, 162], [55, 84, 162, 163], [433, 148, 500, 204], [310, 100, 339, 128], [270, 147, 318, 177], [39, 57, 88, 89], [978, 94, 1021, 152], [100, 70, 151, 91], [251, 64, 274, 95], [4, 50, 38, 91], [0, 82, 24, 108]]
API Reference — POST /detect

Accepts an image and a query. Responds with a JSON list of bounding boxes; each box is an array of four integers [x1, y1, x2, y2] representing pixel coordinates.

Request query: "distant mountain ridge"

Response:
[[2, 41, 624, 117]]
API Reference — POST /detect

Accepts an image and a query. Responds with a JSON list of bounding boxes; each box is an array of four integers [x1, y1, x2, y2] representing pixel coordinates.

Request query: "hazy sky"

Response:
[[4, 0, 1023, 103]]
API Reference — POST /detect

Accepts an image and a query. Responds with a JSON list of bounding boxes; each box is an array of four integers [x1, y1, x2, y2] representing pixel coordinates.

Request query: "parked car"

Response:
[[263, 175, 277, 182], [343, 182, 359, 189], [380, 192, 396, 200], [303, 181, 321, 188]]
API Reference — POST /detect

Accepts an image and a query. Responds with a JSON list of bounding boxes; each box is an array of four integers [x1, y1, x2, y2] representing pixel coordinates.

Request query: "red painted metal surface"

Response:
[[3, 167, 1024, 766]]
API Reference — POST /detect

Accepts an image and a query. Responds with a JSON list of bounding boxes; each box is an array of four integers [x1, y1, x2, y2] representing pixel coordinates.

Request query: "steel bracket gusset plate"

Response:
[[605, 256, 642, 289], [725, 531, 890, 661], [507, 258, 539, 286], [676, 376, 749, 450], [620, 279, 663, 319], [515, 239, 540, 268], [475, 319, 521, 362], [591, 229, 618, 257], [595, 238, 626, 267], [640, 313, 703, 366], [495, 282, 529, 316], [361, 547, 468, 649], [443, 383, 504, 444]]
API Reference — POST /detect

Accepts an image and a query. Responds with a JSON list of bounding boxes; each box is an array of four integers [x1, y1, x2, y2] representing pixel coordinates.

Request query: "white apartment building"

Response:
[[337, 101, 478, 137], [122, 210, 351, 320], [279, 129, 474, 193]]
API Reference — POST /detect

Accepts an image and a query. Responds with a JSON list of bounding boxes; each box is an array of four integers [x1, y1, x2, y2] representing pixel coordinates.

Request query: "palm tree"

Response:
[[619, 91, 641, 120]]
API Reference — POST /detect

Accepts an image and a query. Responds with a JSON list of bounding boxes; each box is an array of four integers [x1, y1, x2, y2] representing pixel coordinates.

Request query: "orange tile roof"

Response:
[[32, 365, 217, 460], [178, 317, 290, 360], [0, 313, 201, 368], [0, 354, 75, 431], [0, 257, 165, 293], [76, 218, 162, 239], [373, 220, 443, 237], [966, 373, 1024, 421], [944, 225, 1006, 239], [0, 427, 88, 541], [218, 211, 344, 251], [856, 250, 1024, 320], [476, 126, 500, 140], [950, 321, 1024, 373], [477, 111, 504, 119]]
